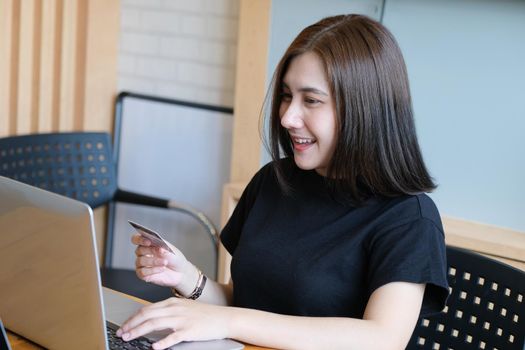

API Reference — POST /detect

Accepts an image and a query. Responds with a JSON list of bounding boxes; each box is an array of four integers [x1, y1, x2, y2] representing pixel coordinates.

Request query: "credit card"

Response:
[[128, 220, 175, 253]]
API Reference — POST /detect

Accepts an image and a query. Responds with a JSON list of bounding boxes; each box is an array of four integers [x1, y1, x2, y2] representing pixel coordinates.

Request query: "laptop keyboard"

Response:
[[106, 321, 154, 349]]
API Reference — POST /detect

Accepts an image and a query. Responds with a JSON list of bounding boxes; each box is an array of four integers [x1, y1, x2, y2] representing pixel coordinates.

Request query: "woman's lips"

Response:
[[292, 139, 316, 151]]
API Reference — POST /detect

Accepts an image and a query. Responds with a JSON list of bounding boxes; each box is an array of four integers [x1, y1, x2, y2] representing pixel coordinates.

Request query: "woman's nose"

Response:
[[280, 103, 303, 129]]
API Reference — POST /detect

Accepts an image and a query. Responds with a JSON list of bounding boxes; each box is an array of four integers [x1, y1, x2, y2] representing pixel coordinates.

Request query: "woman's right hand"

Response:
[[132, 234, 198, 294]]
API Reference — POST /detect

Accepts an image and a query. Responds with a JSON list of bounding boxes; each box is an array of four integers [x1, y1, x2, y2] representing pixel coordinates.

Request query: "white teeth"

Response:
[[294, 138, 315, 144], [293, 138, 315, 144]]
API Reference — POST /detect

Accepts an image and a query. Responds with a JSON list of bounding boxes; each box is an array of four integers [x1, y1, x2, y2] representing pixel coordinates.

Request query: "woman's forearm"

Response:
[[226, 282, 425, 350], [118, 283, 422, 349], [198, 279, 232, 306], [173, 274, 422, 348], [227, 307, 405, 350]]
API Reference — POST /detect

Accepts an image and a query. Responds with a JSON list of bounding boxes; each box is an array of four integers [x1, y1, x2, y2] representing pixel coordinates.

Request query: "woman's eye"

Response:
[[305, 97, 320, 105]]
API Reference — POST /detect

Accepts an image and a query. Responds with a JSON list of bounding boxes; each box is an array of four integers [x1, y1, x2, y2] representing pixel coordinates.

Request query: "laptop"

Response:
[[0, 176, 243, 350], [0, 319, 13, 350]]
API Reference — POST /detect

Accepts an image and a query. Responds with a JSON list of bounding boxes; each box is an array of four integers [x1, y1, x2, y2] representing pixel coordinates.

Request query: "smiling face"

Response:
[[279, 52, 337, 176]]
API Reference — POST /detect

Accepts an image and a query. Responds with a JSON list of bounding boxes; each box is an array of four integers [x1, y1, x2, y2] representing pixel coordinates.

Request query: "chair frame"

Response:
[[407, 246, 525, 350]]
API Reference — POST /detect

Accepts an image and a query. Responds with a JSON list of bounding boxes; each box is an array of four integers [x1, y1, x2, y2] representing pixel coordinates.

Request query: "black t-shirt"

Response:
[[221, 159, 449, 318]]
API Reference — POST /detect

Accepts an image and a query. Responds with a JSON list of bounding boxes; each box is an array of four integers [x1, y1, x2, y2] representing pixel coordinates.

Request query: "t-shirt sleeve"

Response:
[[366, 218, 449, 316], [220, 163, 270, 255]]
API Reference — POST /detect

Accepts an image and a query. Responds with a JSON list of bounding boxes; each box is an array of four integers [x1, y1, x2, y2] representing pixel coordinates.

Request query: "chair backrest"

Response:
[[407, 246, 525, 350], [0, 132, 117, 208]]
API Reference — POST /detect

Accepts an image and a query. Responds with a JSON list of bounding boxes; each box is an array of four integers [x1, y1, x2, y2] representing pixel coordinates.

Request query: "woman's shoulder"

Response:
[[413, 193, 441, 223], [371, 193, 443, 234], [243, 158, 292, 194]]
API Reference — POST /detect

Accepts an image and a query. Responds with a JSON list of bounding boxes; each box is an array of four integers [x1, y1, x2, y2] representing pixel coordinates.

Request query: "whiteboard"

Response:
[[110, 94, 233, 278]]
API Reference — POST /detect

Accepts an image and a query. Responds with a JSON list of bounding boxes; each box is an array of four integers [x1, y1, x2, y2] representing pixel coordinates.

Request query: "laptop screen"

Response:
[[0, 176, 108, 349]]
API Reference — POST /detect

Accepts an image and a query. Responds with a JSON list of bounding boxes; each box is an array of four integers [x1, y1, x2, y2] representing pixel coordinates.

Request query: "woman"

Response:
[[117, 14, 449, 349]]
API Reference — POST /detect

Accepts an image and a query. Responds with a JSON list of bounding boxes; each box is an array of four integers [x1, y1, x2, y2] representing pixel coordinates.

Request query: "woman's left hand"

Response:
[[116, 297, 233, 349]]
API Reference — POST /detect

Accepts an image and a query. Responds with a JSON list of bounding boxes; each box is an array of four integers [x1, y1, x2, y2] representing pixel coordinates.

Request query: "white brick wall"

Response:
[[118, 0, 239, 107]]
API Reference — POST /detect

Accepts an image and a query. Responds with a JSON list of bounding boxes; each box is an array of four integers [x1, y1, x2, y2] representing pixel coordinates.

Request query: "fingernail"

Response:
[[116, 329, 122, 336], [122, 333, 130, 340]]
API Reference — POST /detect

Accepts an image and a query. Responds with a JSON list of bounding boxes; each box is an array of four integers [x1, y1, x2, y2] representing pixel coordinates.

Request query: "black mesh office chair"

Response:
[[407, 246, 525, 350], [0, 132, 218, 302]]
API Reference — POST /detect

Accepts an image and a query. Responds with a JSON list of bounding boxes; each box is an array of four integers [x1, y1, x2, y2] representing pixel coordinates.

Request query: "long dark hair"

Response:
[[265, 14, 436, 204]]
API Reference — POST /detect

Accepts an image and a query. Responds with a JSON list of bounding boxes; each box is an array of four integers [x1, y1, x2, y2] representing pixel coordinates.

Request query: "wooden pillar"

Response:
[[0, 0, 119, 135], [218, 0, 272, 283]]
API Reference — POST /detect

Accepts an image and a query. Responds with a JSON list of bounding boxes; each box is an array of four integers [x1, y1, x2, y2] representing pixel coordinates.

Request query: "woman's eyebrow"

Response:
[[282, 82, 328, 96], [299, 87, 328, 96]]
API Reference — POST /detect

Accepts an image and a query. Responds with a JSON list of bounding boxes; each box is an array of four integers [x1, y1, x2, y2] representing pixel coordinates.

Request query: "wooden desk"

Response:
[[7, 331, 43, 350]]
